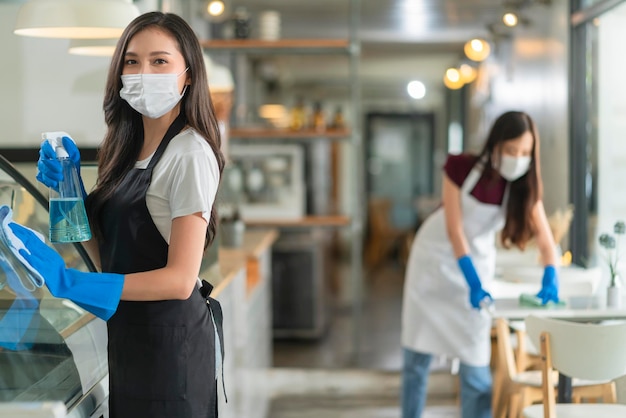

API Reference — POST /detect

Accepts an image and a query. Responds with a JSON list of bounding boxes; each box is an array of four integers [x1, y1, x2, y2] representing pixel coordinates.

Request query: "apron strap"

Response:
[[461, 158, 486, 195], [146, 112, 187, 170], [461, 157, 510, 209], [200, 279, 227, 404]]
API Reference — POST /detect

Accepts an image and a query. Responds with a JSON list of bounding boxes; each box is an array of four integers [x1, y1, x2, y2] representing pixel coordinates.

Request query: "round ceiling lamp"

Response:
[[443, 68, 464, 90], [464, 38, 491, 62], [459, 64, 477, 84], [68, 38, 119, 56], [14, 0, 140, 39]]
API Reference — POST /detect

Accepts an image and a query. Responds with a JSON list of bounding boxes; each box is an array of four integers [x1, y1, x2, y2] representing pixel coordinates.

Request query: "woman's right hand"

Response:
[[458, 255, 493, 309]]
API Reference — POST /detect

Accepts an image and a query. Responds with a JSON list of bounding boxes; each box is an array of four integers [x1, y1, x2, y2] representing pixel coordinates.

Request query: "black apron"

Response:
[[98, 115, 221, 418]]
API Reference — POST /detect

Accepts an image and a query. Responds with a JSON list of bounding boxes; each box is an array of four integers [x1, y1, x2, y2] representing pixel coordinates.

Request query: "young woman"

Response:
[[13, 11, 225, 418], [401, 111, 559, 418]]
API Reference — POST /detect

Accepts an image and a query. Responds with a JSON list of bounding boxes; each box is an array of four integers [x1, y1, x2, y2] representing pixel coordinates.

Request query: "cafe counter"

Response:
[[203, 228, 279, 418]]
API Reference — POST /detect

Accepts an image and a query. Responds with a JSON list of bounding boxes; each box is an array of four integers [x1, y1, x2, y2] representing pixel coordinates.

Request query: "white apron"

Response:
[[402, 162, 508, 367]]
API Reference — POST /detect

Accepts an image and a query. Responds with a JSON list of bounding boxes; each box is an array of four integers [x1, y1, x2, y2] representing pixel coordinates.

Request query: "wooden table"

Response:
[[491, 297, 626, 403]]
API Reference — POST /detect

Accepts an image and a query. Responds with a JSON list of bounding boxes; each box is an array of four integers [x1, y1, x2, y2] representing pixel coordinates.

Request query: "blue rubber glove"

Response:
[[458, 255, 493, 309], [8, 222, 124, 321], [37, 136, 87, 198], [536, 265, 559, 304]]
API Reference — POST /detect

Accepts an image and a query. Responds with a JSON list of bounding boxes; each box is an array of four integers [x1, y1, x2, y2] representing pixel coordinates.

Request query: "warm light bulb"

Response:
[[464, 38, 491, 62], [503, 12, 518, 27], [459, 64, 477, 84], [207, 1, 225, 16], [446, 68, 461, 83], [444, 68, 464, 90]]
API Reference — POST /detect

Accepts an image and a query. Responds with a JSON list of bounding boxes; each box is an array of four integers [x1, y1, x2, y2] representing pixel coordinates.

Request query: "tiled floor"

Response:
[[269, 395, 459, 418], [269, 258, 460, 417], [272, 260, 407, 370]]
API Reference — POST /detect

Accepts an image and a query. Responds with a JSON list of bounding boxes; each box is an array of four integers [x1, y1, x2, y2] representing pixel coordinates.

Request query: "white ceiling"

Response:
[[229, 0, 545, 44]]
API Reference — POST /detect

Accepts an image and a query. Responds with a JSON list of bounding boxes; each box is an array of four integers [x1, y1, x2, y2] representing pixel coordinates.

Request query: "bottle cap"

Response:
[[41, 131, 72, 159]]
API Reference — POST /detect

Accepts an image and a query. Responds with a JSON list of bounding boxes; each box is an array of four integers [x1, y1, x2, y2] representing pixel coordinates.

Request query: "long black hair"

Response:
[[477, 111, 542, 249], [86, 11, 225, 248]]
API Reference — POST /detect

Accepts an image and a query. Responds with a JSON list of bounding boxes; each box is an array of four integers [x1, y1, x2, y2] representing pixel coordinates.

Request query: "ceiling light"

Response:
[[407, 80, 426, 100], [443, 68, 464, 90], [68, 38, 118, 56], [445, 68, 461, 83], [464, 38, 491, 62], [207, 1, 225, 17], [503, 12, 519, 27], [14, 0, 140, 39], [459, 64, 477, 84]]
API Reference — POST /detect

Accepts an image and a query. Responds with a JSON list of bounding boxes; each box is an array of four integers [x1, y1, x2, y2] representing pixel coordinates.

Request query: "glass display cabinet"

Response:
[[0, 155, 107, 418]]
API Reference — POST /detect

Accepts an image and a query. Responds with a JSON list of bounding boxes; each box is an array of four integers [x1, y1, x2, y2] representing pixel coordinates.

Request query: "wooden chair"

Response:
[[493, 318, 617, 418], [522, 316, 626, 418], [364, 197, 412, 268], [512, 326, 541, 373]]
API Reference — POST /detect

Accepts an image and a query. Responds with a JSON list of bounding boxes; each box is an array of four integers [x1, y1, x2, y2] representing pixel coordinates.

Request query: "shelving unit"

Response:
[[199, 39, 350, 54], [245, 215, 351, 228], [204, 0, 363, 361], [229, 127, 351, 141]]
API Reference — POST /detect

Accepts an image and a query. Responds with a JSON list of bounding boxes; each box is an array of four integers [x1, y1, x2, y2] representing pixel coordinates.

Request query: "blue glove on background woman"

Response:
[[8, 222, 123, 321], [458, 255, 493, 309], [536, 265, 559, 304], [36, 136, 87, 199]]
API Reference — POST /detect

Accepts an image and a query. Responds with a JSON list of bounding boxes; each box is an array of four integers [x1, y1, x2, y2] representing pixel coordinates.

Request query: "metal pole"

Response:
[[348, 0, 363, 365]]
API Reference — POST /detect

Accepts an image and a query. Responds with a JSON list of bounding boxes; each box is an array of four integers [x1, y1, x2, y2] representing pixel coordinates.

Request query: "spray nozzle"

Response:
[[41, 131, 73, 159]]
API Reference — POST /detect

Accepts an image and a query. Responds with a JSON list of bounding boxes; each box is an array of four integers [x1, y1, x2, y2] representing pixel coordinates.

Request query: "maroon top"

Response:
[[443, 153, 507, 206]]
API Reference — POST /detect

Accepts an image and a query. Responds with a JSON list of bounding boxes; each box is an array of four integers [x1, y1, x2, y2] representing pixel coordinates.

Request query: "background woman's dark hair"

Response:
[[86, 11, 225, 249], [477, 110, 542, 249]]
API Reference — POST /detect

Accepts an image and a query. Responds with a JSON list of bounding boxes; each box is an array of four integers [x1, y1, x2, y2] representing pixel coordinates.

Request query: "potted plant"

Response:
[[598, 220, 625, 308]]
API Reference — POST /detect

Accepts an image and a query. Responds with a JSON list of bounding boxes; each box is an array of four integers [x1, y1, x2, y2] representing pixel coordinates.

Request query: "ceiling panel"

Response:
[[230, 0, 509, 44]]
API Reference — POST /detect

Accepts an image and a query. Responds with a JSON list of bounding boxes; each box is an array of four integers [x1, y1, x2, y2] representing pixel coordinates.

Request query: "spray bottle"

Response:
[[42, 132, 92, 243]]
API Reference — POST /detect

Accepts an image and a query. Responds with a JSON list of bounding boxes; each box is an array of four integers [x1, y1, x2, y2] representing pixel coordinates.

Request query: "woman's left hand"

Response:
[[536, 265, 559, 304]]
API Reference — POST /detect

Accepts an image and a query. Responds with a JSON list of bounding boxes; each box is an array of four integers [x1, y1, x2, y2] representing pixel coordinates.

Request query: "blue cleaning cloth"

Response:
[[0, 205, 45, 290]]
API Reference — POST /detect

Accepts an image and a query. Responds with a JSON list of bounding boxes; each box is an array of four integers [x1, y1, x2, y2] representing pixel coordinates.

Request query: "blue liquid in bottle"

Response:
[[49, 197, 91, 243], [43, 131, 92, 244]]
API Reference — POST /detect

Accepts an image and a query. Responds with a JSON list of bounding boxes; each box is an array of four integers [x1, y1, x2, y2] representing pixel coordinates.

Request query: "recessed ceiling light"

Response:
[[407, 80, 426, 100], [207, 1, 225, 17], [503, 12, 519, 27]]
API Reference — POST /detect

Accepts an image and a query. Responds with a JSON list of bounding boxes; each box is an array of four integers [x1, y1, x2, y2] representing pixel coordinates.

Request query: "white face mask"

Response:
[[119, 68, 188, 119], [499, 155, 531, 181]]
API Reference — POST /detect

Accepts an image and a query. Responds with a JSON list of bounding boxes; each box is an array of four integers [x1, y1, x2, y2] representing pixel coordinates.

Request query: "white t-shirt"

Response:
[[134, 128, 220, 243]]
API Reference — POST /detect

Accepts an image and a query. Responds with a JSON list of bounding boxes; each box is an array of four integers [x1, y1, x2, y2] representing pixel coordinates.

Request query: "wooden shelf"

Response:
[[245, 215, 351, 228], [230, 127, 351, 140], [200, 38, 351, 54]]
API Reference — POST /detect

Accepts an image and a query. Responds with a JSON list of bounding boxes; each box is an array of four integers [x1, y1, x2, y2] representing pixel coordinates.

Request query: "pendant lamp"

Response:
[[14, 0, 140, 39], [68, 38, 119, 56], [463, 38, 491, 62]]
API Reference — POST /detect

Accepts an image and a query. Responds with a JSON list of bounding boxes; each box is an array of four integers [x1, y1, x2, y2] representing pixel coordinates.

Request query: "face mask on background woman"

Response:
[[499, 154, 531, 181], [120, 68, 188, 119]]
